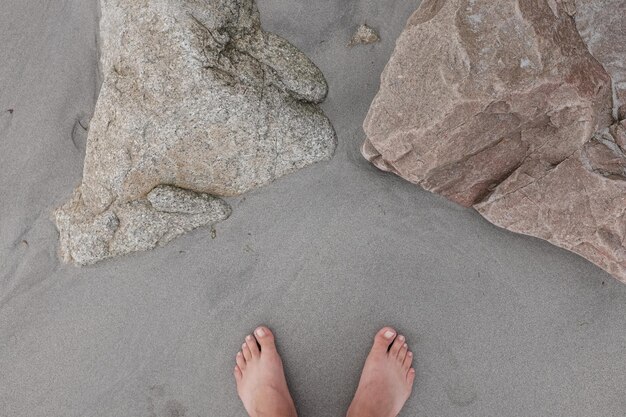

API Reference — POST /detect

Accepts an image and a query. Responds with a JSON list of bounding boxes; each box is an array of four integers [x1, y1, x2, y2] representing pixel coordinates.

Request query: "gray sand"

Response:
[[2, 1, 626, 416]]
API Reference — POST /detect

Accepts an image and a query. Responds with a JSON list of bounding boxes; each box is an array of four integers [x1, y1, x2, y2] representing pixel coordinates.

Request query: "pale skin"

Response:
[[234, 326, 415, 417]]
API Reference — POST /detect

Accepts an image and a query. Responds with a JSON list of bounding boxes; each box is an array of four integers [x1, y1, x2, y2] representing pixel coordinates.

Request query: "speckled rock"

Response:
[[56, 186, 231, 265], [55, 0, 336, 265], [349, 24, 380, 46], [363, 0, 626, 282]]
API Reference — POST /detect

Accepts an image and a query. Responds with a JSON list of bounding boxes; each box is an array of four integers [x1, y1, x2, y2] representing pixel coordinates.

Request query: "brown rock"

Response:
[[364, 0, 612, 207], [363, 0, 626, 282], [476, 128, 626, 280]]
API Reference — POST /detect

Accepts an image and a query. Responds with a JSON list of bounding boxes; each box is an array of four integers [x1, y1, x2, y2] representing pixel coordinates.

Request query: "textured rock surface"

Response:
[[55, 0, 336, 265], [476, 121, 626, 280], [576, 0, 626, 119], [363, 0, 626, 282], [349, 24, 380, 46], [56, 186, 231, 265]]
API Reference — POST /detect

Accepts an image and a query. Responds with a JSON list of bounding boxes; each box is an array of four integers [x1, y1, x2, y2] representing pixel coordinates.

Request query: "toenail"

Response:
[[384, 330, 395, 339], [408, 352, 413, 356], [398, 335, 405, 342], [242, 343, 246, 349], [246, 335, 252, 341], [403, 343, 407, 348], [237, 352, 242, 356], [255, 327, 266, 337]]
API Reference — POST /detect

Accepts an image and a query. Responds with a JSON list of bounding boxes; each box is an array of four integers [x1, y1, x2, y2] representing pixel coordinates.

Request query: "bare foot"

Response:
[[347, 327, 415, 417], [234, 326, 297, 417]]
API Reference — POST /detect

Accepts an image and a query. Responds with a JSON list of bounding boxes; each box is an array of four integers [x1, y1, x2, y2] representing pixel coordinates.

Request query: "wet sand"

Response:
[[1, 1, 626, 416]]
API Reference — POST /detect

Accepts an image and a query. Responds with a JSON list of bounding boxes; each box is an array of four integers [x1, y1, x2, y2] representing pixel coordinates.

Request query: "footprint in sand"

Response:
[[0, 108, 14, 134], [146, 384, 188, 417]]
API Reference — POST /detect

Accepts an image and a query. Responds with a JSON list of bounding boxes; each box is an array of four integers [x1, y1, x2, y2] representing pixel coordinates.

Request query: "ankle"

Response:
[[252, 390, 297, 417], [347, 404, 387, 417], [254, 408, 297, 417], [254, 410, 296, 417], [347, 398, 395, 417]]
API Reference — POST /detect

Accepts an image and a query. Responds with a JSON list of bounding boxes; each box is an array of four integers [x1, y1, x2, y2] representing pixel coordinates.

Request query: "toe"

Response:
[[398, 342, 408, 363], [245, 334, 260, 358], [254, 326, 277, 352], [242, 342, 252, 361], [234, 365, 242, 383], [407, 367, 416, 385], [403, 351, 413, 371], [236, 351, 246, 370], [372, 327, 396, 353], [389, 334, 405, 357]]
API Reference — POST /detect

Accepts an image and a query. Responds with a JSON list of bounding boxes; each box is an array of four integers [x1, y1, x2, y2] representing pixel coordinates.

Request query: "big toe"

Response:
[[371, 327, 396, 354], [254, 326, 277, 352]]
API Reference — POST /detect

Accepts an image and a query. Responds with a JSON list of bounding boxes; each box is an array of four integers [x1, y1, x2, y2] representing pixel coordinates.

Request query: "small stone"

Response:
[[349, 24, 380, 46]]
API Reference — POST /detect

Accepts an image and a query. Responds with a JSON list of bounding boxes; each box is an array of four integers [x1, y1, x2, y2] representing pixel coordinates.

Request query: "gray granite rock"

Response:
[[55, 0, 336, 265], [363, 0, 626, 282], [56, 186, 231, 265]]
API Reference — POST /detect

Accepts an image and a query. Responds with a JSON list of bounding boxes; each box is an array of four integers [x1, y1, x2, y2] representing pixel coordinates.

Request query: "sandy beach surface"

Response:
[[2, 1, 626, 416]]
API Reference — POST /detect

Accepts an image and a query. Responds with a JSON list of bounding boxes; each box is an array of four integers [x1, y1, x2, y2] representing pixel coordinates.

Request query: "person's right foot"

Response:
[[346, 327, 415, 417]]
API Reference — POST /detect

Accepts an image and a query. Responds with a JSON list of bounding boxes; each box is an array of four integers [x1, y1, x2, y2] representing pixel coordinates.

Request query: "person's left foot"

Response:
[[234, 326, 297, 417]]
